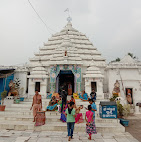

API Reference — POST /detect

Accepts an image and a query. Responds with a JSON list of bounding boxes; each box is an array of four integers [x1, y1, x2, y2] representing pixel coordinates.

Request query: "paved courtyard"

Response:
[[0, 130, 139, 142], [125, 114, 141, 142]]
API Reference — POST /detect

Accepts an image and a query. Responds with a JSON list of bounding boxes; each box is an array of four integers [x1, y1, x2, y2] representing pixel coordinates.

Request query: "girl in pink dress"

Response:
[[85, 105, 97, 140]]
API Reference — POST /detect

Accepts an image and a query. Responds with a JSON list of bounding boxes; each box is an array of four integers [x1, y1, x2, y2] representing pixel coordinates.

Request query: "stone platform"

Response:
[[0, 130, 139, 142], [0, 99, 125, 133]]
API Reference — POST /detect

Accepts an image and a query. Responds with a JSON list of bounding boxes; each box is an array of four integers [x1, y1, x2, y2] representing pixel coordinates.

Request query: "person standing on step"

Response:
[[30, 90, 42, 122], [65, 102, 76, 141], [88, 99, 97, 120], [85, 105, 97, 140], [90, 89, 97, 102], [61, 88, 67, 112]]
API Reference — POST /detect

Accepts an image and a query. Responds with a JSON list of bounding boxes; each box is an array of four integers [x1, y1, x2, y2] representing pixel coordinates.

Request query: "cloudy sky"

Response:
[[0, 0, 141, 65]]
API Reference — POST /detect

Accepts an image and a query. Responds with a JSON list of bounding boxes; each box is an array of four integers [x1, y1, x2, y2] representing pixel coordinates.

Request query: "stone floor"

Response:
[[126, 114, 141, 142], [0, 130, 139, 142]]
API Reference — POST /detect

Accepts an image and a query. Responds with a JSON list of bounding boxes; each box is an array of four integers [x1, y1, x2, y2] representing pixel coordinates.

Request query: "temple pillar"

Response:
[[50, 82, 56, 94], [85, 78, 91, 95], [28, 78, 35, 98], [76, 82, 81, 94], [40, 78, 47, 98], [96, 79, 104, 100]]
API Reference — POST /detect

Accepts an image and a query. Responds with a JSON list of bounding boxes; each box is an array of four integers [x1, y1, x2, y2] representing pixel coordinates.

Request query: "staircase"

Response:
[[0, 99, 125, 133]]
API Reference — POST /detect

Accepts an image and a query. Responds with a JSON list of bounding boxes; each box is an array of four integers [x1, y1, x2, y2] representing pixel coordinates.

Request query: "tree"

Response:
[[111, 57, 121, 63], [128, 53, 137, 59]]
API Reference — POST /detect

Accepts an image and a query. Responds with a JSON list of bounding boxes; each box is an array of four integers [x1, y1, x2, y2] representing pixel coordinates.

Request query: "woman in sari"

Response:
[[85, 105, 97, 140], [80, 91, 88, 101], [46, 96, 57, 111], [126, 89, 132, 104], [60, 104, 68, 122], [75, 105, 83, 124]]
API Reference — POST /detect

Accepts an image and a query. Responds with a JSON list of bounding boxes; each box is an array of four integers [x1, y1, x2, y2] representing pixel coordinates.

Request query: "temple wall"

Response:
[[107, 68, 141, 105], [103, 69, 109, 93]]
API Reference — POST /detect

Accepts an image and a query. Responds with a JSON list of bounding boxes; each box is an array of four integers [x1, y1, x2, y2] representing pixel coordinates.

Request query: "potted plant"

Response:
[[116, 100, 123, 118], [19, 88, 24, 101], [109, 95, 118, 102], [117, 100, 130, 126], [0, 90, 7, 111], [119, 104, 130, 126]]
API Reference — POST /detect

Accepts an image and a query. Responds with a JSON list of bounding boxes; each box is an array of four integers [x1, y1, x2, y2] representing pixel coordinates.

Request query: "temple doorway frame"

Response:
[[56, 70, 75, 94], [50, 65, 81, 94]]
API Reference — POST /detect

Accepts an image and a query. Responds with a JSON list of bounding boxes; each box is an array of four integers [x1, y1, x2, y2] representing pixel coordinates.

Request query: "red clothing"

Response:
[[32, 94, 42, 117], [33, 94, 42, 105], [86, 110, 93, 123]]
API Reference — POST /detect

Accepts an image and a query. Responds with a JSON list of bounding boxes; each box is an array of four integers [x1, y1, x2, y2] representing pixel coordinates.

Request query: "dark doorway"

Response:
[[125, 88, 133, 104], [35, 82, 40, 92], [91, 82, 97, 92], [57, 70, 74, 95]]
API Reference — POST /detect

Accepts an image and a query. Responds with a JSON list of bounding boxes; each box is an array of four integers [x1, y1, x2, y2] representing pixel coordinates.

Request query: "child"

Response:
[[69, 96, 76, 108], [57, 96, 62, 112], [85, 105, 97, 140], [88, 99, 97, 120], [65, 102, 76, 141]]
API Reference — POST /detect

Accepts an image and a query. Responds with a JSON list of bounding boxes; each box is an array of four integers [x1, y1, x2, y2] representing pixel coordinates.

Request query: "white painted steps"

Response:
[[0, 98, 125, 133], [0, 114, 120, 123], [0, 120, 124, 133]]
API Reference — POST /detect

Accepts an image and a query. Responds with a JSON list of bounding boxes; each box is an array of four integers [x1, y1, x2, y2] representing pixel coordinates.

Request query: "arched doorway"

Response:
[[56, 70, 74, 95]]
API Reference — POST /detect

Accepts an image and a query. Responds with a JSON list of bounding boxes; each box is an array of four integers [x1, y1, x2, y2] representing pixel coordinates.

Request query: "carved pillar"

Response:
[[50, 83, 56, 94], [96, 79, 104, 99]]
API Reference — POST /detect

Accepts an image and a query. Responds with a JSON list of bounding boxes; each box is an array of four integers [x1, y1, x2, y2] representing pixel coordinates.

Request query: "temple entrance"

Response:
[[56, 70, 74, 95]]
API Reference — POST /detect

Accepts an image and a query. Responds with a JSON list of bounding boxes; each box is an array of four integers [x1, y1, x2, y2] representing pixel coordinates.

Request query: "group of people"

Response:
[[30, 89, 97, 141], [80, 89, 97, 102], [63, 98, 97, 141]]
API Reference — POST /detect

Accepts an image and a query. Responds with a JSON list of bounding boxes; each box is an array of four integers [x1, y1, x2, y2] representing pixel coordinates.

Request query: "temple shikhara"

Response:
[[28, 20, 106, 99]]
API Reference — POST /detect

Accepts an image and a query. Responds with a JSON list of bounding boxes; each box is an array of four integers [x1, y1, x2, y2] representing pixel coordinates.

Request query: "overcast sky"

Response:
[[0, 0, 141, 65]]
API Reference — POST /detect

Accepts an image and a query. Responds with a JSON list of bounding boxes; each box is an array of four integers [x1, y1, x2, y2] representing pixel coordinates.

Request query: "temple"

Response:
[[1, 20, 141, 109], [27, 20, 106, 99]]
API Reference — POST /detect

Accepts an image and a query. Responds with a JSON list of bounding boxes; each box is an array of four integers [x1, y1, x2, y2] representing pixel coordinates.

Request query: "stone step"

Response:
[[4, 106, 99, 112], [5, 107, 100, 113], [0, 111, 100, 117], [0, 120, 125, 133], [0, 114, 119, 123], [0, 99, 125, 133], [10, 103, 95, 107], [24, 99, 101, 104]]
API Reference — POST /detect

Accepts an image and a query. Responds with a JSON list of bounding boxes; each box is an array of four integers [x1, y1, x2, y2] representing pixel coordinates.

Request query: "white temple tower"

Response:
[[28, 20, 106, 98]]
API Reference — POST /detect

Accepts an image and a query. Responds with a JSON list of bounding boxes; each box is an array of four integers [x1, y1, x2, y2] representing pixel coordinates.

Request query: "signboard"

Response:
[[99, 104, 117, 119]]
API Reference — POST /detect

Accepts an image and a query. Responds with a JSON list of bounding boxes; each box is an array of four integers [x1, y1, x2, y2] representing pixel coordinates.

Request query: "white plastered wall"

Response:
[[107, 68, 141, 105]]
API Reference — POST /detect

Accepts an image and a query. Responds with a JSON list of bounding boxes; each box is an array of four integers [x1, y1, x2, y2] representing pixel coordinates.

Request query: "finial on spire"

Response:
[[64, 8, 72, 22], [67, 16, 72, 22]]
